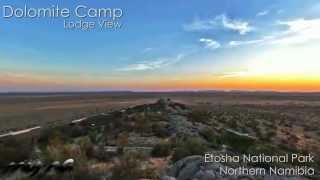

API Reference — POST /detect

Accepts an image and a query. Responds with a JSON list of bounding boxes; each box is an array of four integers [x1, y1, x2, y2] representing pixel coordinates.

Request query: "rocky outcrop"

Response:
[[128, 134, 162, 147]]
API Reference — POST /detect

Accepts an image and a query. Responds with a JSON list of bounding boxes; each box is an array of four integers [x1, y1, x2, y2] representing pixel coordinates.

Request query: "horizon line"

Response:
[[1, 89, 320, 94]]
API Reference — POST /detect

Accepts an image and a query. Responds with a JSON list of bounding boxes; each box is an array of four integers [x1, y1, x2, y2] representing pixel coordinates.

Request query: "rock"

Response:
[[167, 155, 203, 178], [166, 155, 225, 180], [128, 134, 162, 146], [193, 169, 217, 180], [224, 129, 257, 140], [168, 114, 211, 137], [164, 156, 312, 180]]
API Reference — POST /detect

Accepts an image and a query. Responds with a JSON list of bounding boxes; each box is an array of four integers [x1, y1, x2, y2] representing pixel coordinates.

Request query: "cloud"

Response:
[[118, 62, 160, 71], [256, 10, 269, 17], [142, 47, 153, 53], [229, 18, 320, 47], [219, 15, 253, 35], [229, 36, 273, 47], [118, 54, 185, 71], [216, 71, 250, 78], [217, 44, 320, 79], [183, 17, 216, 31], [274, 18, 320, 45], [184, 14, 253, 35], [199, 38, 221, 50]]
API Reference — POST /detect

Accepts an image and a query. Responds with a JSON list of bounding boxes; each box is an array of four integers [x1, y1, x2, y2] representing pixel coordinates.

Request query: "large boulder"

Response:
[[165, 155, 226, 180]]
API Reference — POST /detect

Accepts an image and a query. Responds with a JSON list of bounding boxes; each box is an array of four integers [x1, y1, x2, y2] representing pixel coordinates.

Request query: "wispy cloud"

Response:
[[216, 71, 250, 78], [219, 14, 253, 35], [275, 18, 320, 45], [142, 47, 153, 53], [184, 14, 253, 35], [199, 38, 221, 50], [118, 54, 185, 71], [256, 10, 269, 17], [183, 17, 216, 31], [229, 18, 320, 47], [229, 36, 273, 47]]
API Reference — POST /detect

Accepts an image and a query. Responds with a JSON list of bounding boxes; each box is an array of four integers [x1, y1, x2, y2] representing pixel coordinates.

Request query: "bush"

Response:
[[152, 122, 170, 138], [45, 131, 67, 161], [246, 143, 281, 157], [188, 109, 211, 124], [151, 141, 172, 157], [220, 131, 255, 153], [133, 113, 152, 134], [111, 152, 145, 180], [172, 137, 209, 162], [45, 131, 87, 162], [247, 143, 283, 169], [88, 126, 104, 144], [199, 128, 219, 148], [78, 136, 94, 158], [0, 137, 33, 165], [38, 129, 70, 148], [117, 131, 129, 154]]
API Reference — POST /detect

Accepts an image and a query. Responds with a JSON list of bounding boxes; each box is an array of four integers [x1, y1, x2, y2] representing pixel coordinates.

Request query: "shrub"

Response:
[[116, 131, 129, 154], [45, 131, 67, 161], [220, 131, 255, 153], [141, 167, 158, 179], [152, 122, 170, 138], [38, 129, 69, 149], [110, 152, 144, 180], [247, 143, 283, 169], [88, 126, 104, 145], [151, 141, 172, 157], [45, 131, 87, 162], [199, 128, 219, 148], [188, 109, 211, 124], [133, 113, 152, 134], [78, 136, 94, 159], [0, 137, 33, 165], [172, 137, 209, 162], [247, 143, 279, 155]]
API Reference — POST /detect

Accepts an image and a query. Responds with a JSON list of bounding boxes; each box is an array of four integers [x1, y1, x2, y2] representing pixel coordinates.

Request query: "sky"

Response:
[[1, 0, 320, 92]]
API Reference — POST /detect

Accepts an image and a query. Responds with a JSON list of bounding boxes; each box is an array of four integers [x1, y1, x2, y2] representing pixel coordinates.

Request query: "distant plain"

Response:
[[1, 91, 320, 134]]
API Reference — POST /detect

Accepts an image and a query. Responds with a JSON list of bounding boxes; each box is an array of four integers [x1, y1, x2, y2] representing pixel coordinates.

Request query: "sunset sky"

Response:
[[1, 0, 320, 92]]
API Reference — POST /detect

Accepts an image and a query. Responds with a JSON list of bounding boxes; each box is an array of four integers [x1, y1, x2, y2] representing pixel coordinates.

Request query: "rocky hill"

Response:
[[0, 99, 318, 180]]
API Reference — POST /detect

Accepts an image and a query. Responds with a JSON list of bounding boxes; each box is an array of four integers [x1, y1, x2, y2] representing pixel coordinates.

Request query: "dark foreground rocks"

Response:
[[161, 156, 312, 180]]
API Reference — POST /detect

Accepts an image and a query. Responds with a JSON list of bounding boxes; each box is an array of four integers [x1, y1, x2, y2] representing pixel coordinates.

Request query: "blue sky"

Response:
[[1, 0, 320, 91]]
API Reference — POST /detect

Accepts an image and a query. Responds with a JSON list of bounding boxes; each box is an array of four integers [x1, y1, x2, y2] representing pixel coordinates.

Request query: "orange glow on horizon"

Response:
[[1, 71, 320, 92]]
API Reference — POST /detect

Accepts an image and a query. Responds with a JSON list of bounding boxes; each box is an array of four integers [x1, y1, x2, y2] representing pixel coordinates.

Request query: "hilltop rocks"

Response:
[[1, 98, 317, 180], [167, 114, 197, 136], [224, 129, 257, 140], [156, 98, 187, 111], [128, 134, 162, 147], [128, 98, 188, 115]]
